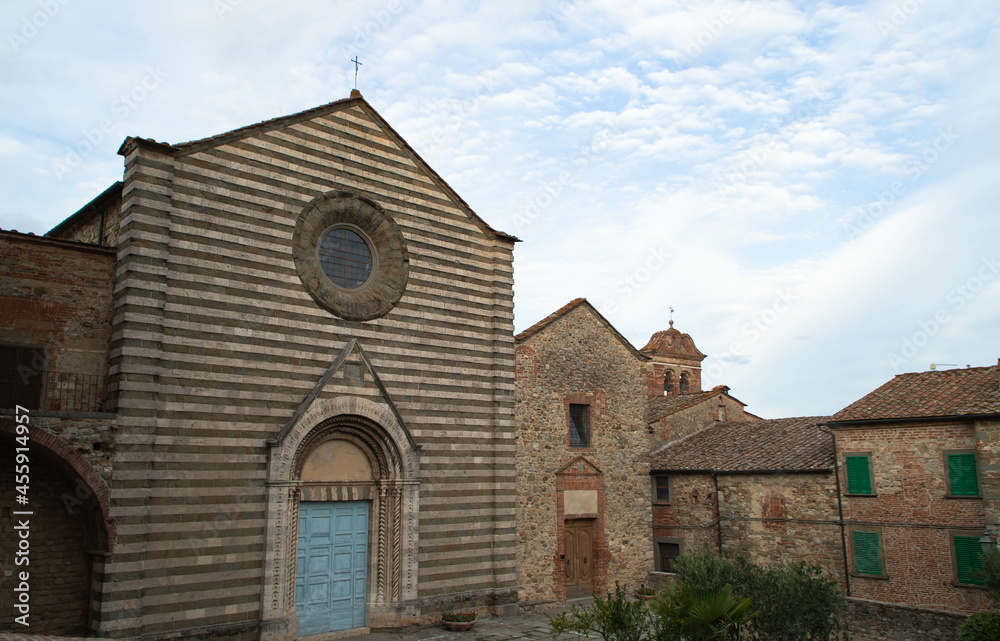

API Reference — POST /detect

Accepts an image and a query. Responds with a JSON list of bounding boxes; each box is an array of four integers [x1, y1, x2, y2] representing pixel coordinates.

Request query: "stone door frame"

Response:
[[260, 396, 420, 641]]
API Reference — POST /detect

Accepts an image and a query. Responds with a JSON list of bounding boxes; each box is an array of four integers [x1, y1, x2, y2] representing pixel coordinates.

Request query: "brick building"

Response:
[[514, 298, 651, 607], [827, 364, 1000, 615], [648, 416, 843, 587], [1, 92, 519, 639], [0, 230, 118, 635]]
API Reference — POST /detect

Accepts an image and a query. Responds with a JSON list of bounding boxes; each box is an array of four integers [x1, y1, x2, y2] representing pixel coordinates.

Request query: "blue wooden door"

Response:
[[296, 501, 369, 635]]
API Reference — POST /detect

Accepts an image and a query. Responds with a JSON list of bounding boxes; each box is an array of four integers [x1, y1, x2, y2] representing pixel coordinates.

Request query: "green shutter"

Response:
[[846, 455, 872, 494], [947, 454, 979, 496], [954, 536, 984, 585], [852, 530, 882, 575]]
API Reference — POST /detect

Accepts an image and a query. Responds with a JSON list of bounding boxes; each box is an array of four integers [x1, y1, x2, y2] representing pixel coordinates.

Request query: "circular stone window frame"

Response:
[[293, 191, 409, 322]]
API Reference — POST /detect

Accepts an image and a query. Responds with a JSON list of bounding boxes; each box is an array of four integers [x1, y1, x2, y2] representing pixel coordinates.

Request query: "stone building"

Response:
[[1, 91, 519, 639], [827, 364, 1000, 616], [514, 298, 651, 607], [648, 416, 843, 587], [647, 386, 753, 449]]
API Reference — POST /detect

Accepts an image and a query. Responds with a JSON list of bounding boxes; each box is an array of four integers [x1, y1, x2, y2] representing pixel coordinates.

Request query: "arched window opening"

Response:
[[679, 372, 690, 394], [663, 371, 673, 395]]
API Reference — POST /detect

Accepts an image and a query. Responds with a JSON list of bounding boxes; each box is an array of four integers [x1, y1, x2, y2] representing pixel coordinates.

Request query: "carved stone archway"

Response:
[[260, 397, 420, 641]]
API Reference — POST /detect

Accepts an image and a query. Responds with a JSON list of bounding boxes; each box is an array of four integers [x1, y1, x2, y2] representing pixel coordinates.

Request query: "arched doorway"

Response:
[[261, 397, 420, 641], [0, 429, 112, 635]]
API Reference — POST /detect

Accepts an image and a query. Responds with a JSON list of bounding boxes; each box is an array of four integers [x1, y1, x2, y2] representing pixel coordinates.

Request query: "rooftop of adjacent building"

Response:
[[647, 386, 749, 424], [650, 415, 833, 473], [831, 361, 1000, 424]]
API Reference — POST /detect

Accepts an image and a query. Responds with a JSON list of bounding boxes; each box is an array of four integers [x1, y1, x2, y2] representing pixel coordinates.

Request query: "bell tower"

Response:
[[641, 320, 707, 396]]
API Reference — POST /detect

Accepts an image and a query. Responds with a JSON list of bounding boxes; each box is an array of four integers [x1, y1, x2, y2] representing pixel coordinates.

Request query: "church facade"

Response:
[[1, 92, 518, 639]]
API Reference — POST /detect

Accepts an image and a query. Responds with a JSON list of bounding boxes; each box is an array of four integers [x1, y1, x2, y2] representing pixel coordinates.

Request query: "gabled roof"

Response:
[[830, 364, 1000, 424], [647, 386, 746, 424], [650, 416, 833, 474], [113, 91, 517, 243], [515, 298, 648, 361]]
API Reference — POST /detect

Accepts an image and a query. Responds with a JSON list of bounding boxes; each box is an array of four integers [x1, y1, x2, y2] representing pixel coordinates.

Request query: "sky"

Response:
[[2, 0, 998, 419]]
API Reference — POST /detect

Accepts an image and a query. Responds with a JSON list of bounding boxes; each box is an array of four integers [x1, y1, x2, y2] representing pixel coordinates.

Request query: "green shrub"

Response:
[[650, 582, 755, 641], [958, 611, 1000, 641], [549, 582, 650, 641], [977, 548, 1000, 607], [669, 551, 847, 641]]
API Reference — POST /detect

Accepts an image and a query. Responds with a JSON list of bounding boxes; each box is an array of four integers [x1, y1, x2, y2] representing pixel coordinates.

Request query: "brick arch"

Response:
[[0, 422, 114, 554]]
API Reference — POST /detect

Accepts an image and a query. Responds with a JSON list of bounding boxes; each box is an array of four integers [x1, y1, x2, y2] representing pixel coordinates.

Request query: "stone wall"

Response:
[[650, 472, 845, 588], [651, 473, 719, 558], [516, 302, 651, 607], [836, 422, 992, 613], [846, 597, 968, 641], [649, 393, 750, 449], [718, 472, 845, 587], [48, 182, 123, 248]]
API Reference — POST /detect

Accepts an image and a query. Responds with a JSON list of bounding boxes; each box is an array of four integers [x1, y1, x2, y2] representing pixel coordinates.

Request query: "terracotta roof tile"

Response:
[[647, 386, 745, 423], [650, 416, 833, 473], [831, 365, 1000, 423], [648, 391, 718, 422]]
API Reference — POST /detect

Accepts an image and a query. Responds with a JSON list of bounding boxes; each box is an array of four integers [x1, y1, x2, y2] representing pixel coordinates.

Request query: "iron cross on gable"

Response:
[[352, 57, 362, 89]]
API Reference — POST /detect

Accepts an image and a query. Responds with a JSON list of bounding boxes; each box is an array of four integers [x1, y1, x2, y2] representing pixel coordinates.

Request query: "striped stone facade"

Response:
[[40, 94, 517, 639]]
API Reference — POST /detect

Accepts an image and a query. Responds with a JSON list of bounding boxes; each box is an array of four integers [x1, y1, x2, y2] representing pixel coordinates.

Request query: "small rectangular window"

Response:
[[851, 529, 883, 576], [953, 535, 985, 585], [946, 453, 979, 497], [652, 476, 670, 503], [655, 540, 681, 573], [845, 454, 873, 495], [569, 404, 589, 447]]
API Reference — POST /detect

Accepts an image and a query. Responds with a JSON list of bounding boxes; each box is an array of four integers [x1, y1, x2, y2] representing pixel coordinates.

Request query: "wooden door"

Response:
[[564, 519, 594, 598], [296, 501, 369, 635]]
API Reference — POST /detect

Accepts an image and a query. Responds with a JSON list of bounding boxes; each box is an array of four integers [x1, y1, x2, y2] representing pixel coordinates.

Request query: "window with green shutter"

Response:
[[946, 453, 979, 496], [953, 535, 984, 585], [852, 529, 883, 576], [845, 454, 873, 495]]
